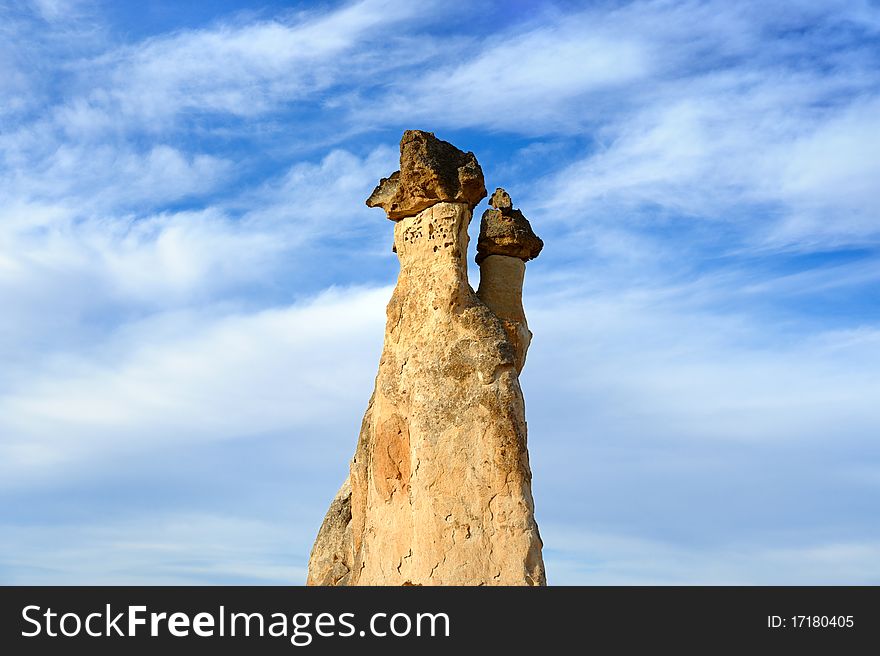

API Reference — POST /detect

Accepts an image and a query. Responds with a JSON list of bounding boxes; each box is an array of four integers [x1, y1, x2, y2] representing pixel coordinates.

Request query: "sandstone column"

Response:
[[476, 188, 543, 372], [307, 130, 546, 586]]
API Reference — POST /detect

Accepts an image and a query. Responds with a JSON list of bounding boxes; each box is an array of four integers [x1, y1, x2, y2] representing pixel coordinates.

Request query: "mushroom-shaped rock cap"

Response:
[[476, 188, 543, 264], [366, 130, 487, 220]]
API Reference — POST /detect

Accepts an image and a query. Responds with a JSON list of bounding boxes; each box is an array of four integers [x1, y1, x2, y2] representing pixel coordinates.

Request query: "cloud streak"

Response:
[[0, 285, 389, 489]]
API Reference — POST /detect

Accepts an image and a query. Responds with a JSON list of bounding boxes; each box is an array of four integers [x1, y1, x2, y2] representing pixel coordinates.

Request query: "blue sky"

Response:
[[1, 0, 878, 584]]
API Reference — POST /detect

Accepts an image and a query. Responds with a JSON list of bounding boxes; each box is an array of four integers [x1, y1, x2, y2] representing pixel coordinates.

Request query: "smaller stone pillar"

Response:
[[476, 188, 543, 372]]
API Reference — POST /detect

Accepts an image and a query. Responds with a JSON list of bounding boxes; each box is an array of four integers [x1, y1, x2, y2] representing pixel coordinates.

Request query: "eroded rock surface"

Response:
[[308, 135, 544, 586], [489, 187, 512, 210], [306, 479, 353, 586], [366, 130, 487, 220], [476, 188, 543, 264], [476, 190, 541, 373]]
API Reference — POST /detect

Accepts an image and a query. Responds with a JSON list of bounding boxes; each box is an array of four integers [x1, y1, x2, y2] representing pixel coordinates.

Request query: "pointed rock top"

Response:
[[476, 189, 543, 264], [366, 130, 487, 220], [489, 187, 512, 210]]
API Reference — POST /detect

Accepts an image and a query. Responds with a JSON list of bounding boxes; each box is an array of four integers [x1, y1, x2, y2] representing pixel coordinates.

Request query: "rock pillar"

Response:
[[307, 131, 545, 586]]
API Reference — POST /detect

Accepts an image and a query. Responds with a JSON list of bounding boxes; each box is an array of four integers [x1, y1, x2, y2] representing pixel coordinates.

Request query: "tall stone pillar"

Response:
[[307, 131, 545, 586]]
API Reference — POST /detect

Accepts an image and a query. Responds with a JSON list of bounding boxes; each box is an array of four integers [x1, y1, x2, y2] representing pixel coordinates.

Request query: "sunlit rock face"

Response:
[[307, 131, 545, 586]]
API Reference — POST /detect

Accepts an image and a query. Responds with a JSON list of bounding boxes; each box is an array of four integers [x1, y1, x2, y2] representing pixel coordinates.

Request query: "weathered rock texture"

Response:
[[476, 188, 543, 373], [307, 131, 545, 586], [476, 187, 543, 264], [366, 130, 487, 220]]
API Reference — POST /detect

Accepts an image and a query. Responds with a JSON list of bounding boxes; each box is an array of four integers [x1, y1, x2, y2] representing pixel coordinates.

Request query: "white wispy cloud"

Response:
[[525, 289, 880, 447], [0, 143, 395, 369], [235, 146, 397, 243], [0, 285, 389, 490], [4, 144, 232, 211], [332, 0, 880, 253], [363, 16, 650, 132], [537, 79, 880, 249], [49, 0, 428, 136]]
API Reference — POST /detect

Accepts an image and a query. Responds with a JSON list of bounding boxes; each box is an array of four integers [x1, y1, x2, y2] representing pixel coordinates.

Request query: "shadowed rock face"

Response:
[[305, 480, 353, 585], [366, 130, 487, 220], [308, 133, 544, 586]]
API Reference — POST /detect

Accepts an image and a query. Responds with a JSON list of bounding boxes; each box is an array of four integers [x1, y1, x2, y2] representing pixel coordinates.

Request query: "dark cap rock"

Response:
[[366, 130, 487, 220], [476, 188, 543, 264]]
